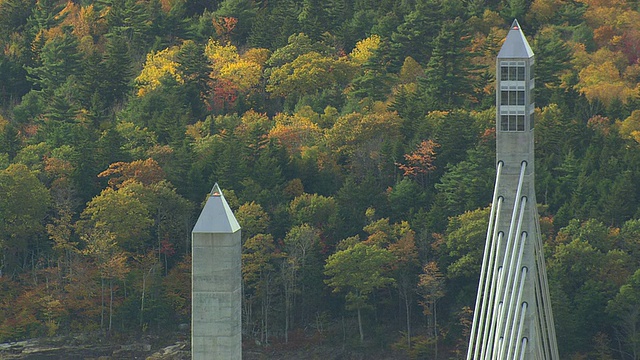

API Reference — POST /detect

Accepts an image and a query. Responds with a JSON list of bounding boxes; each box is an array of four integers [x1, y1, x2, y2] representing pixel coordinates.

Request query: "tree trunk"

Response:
[[282, 262, 290, 344], [434, 300, 438, 360], [265, 277, 270, 345], [357, 307, 364, 343], [101, 277, 105, 331], [284, 285, 290, 344], [405, 294, 411, 349], [109, 279, 113, 333], [140, 273, 146, 328]]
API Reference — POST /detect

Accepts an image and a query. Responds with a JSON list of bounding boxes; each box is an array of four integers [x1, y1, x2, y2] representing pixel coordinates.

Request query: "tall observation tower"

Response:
[[466, 20, 559, 360]]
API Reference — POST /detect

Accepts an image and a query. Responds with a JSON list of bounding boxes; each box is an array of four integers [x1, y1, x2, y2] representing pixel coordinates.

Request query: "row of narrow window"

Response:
[[501, 65, 525, 81], [500, 114, 534, 132], [501, 90, 525, 106], [500, 63, 534, 81], [501, 114, 524, 131]]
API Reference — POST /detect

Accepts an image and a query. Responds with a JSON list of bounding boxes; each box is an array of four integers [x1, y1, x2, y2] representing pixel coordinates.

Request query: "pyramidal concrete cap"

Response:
[[497, 19, 534, 59], [192, 183, 241, 233]]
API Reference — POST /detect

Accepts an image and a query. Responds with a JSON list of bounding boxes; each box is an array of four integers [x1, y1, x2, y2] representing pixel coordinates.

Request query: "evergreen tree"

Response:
[[183, 0, 221, 17], [215, 0, 258, 44], [600, 170, 637, 227], [26, 27, 81, 97], [43, 78, 80, 125], [177, 41, 209, 118], [120, 77, 191, 146], [145, 0, 190, 46], [501, 0, 527, 23], [101, 0, 151, 55], [78, 51, 106, 109], [250, 0, 301, 49], [349, 42, 394, 101], [532, 27, 573, 107], [0, 0, 34, 41], [418, 18, 476, 111], [0, 55, 30, 107], [435, 141, 495, 216], [340, 9, 377, 50], [324, 0, 352, 33], [0, 122, 20, 159], [248, 6, 277, 49], [390, 0, 443, 69], [103, 33, 133, 107], [26, 0, 67, 37], [298, 0, 327, 41]]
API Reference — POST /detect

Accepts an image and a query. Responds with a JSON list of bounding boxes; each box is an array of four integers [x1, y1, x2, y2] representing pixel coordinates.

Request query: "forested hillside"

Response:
[[2, 0, 640, 358]]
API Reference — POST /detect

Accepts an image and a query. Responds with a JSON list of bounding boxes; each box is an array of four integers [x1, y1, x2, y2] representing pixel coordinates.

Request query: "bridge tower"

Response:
[[466, 20, 559, 360]]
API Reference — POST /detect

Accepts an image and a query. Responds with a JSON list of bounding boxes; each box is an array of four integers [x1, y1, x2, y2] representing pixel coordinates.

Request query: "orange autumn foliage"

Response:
[[98, 158, 166, 189]]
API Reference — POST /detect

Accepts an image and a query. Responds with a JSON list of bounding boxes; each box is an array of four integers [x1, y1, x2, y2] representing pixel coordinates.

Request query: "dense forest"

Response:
[[1, 0, 640, 358]]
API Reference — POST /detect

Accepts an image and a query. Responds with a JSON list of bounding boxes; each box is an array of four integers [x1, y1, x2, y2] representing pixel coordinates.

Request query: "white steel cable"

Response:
[[506, 266, 528, 359], [493, 168, 527, 356], [534, 219, 559, 359], [495, 162, 527, 311], [494, 161, 527, 358], [468, 161, 504, 360], [519, 337, 528, 360], [502, 231, 528, 357], [514, 302, 528, 358], [479, 229, 504, 360], [484, 295, 503, 360]]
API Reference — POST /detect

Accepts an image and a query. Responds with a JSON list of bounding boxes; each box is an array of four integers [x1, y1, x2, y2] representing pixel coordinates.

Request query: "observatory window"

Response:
[[500, 114, 525, 132], [530, 62, 535, 80], [501, 90, 526, 105], [500, 62, 525, 81], [530, 113, 534, 130]]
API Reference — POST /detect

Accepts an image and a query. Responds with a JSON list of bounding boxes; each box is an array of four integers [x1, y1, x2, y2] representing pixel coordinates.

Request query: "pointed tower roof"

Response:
[[497, 20, 534, 59], [192, 183, 241, 233]]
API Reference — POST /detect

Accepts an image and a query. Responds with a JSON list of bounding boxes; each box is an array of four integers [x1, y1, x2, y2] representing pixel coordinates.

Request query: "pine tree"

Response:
[[324, 0, 351, 33], [26, 26, 81, 97], [0, 0, 35, 40], [390, 0, 443, 69], [298, 0, 327, 41], [501, 0, 527, 22], [418, 18, 475, 111], [102, 0, 151, 55], [0, 55, 30, 107], [27, 0, 67, 36], [248, 6, 276, 49], [532, 27, 573, 107], [349, 42, 394, 101], [215, 0, 258, 44], [177, 41, 209, 118], [103, 33, 133, 107]]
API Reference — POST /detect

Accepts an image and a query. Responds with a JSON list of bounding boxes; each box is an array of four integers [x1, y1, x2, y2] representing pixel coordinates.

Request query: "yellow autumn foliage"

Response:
[[204, 39, 240, 72], [527, 0, 563, 24], [135, 47, 183, 96], [349, 34, 381, 66], [219, 60, 262, 92], [576, 61, 636, 106], [268, 113, 322, 155], [243, 48, 271, 67], [203, 39, 266, 95], [618, 110, 640, 144], [0, 114, 7, 133]]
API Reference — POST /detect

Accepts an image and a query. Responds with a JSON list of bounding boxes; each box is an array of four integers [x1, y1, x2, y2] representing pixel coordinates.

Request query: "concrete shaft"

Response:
[[192, 185, 242, 360]]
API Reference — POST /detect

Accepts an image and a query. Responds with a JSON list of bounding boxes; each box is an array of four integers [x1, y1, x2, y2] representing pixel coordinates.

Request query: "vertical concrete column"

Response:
[[192, 184, 241, 360]]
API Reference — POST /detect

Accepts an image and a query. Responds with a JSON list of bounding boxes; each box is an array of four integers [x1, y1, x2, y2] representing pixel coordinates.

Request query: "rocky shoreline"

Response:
[[0, 336, 190, 359]]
